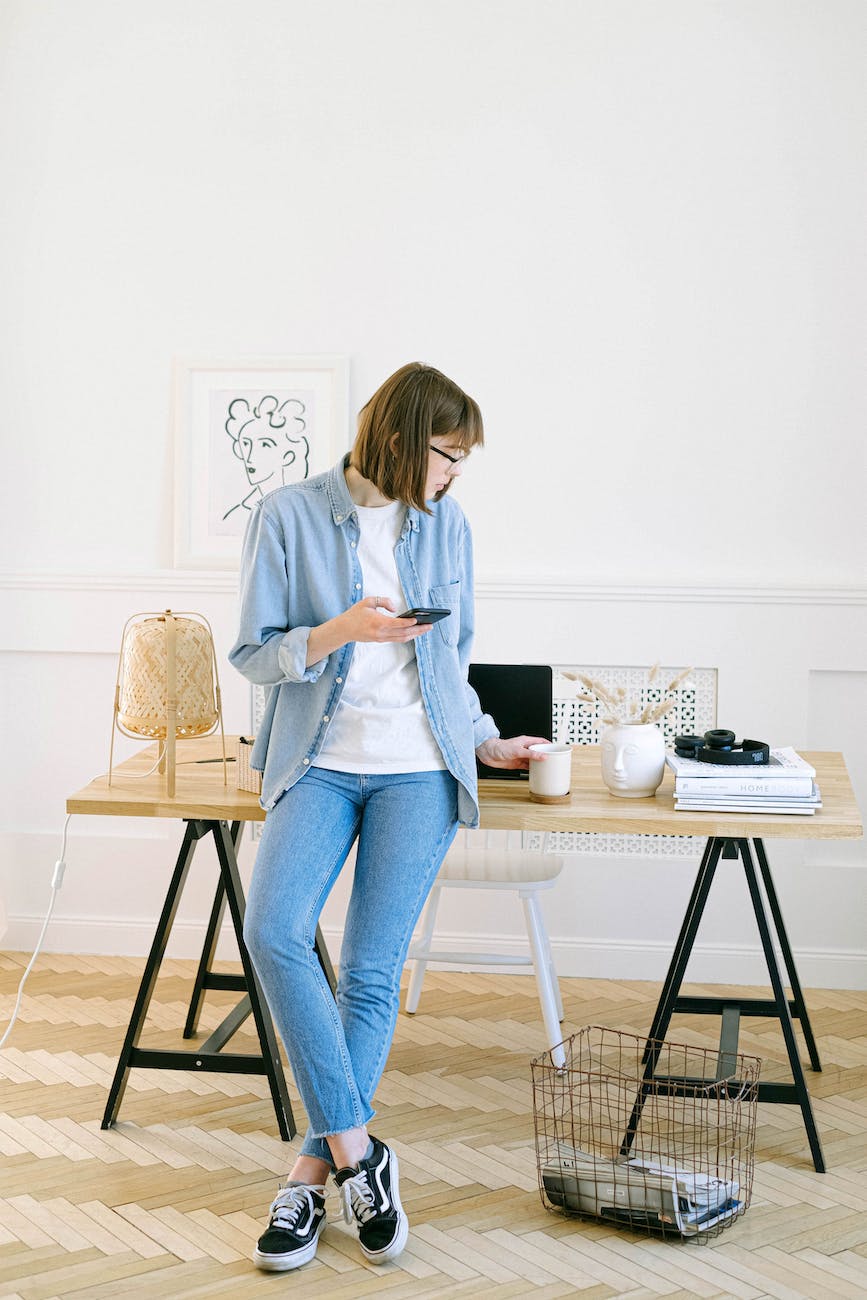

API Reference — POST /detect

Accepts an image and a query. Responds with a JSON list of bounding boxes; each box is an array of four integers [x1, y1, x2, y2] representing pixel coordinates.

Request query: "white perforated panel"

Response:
[[552, 666, 716, 749], [250, 687, 268, 840], [252, 684, 267, 734]]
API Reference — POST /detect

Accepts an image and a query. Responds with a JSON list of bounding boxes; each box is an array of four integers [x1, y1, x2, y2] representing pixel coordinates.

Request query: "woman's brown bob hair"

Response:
[[351, 362, 484, 513]]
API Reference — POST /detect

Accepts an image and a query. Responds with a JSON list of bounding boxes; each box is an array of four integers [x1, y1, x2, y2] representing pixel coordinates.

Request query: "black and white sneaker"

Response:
[[334, 1136, 408, 1263], [252, 1181, 327, 1271]]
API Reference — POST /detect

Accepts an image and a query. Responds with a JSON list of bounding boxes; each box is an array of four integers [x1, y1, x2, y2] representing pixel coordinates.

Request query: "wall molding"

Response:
[[475, 580, 867, 607], [0, 571, 237, 595], [2, 570, 865, 607], [4, 916, 866, 991]]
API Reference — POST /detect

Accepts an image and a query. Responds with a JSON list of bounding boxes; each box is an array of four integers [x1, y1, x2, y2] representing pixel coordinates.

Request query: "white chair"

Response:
[[405, 831, 567, 1065]]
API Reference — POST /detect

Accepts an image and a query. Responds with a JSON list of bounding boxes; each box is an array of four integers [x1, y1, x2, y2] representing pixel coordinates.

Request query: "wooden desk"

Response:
[[71, 740, 859, 839], [70, 742, 861, 1169]]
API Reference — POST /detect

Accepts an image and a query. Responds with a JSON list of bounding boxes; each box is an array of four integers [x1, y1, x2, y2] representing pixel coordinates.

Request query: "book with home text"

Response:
[[666, 746, 815, 796]]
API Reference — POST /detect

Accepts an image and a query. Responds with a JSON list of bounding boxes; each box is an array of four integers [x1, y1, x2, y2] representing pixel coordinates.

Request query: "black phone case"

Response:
[[399, 608, 450, 623]]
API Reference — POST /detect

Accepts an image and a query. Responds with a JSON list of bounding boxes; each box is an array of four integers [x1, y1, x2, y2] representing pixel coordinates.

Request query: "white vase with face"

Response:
[[601, 722, 666, 798]]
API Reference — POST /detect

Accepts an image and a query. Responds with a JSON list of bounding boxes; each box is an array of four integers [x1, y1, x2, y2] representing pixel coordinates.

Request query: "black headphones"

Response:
[[674, 730, 770, 766]]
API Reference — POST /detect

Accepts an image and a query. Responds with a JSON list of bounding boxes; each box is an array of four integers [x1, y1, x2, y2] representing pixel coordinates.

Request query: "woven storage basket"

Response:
[[237, 736, 263, 795], [109, 609, 226, 797]]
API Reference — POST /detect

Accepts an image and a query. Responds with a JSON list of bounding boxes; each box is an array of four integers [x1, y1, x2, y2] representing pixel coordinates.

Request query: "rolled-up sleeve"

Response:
[[228, 503, 329, 685], [458, 517, 499, 749]]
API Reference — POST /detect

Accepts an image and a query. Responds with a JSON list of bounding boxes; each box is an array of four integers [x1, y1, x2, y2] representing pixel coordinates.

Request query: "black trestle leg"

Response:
[[644, 837, 727, 1055], [184, 821, 243, 1038], [102, 819, 302, 1140], [753, 838, 822, 1073], [314, 926, 338, 994], [621, 838, 727, 1156], [630, 835, 827, 1172], [102, 820, 203, 1130], [211, 820, 296, 1141], [738, 839, 825, 1173]]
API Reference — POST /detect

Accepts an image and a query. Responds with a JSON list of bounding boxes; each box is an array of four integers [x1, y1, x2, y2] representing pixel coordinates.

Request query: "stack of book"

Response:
[[666, 746, 821, 815]]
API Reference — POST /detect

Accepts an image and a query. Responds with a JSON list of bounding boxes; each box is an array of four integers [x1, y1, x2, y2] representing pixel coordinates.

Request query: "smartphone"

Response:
[[396, 607, 451, 624]]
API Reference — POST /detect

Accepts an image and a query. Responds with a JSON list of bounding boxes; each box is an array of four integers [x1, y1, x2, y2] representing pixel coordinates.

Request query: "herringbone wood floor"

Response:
[[1, 950, 866, 1299]]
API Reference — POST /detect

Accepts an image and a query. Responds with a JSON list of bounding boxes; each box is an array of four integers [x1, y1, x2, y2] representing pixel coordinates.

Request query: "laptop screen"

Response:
[[468, 663, 553, 780]]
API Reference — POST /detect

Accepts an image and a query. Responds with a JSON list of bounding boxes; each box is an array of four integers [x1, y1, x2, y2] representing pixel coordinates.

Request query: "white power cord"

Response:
[[124, 742, 166, 779], [0, 813, 72, 1050]]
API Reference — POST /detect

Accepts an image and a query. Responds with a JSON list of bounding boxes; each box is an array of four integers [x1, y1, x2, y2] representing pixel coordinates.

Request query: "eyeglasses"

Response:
[[430, 444, 466, 466]]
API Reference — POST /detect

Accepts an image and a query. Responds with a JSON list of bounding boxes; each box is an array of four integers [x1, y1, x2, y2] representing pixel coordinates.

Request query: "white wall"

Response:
[[2, 1, 865, 985]]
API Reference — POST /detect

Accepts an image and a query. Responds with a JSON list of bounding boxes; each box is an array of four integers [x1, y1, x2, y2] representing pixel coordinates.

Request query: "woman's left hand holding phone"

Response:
[[306, 597, 431, 666]]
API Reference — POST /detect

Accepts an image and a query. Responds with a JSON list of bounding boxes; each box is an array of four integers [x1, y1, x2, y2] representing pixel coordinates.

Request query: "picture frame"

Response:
[[173, 354, 350, 569]]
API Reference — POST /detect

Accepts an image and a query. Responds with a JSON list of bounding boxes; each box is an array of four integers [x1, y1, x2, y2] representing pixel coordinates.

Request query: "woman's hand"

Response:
[[475, 736, 551, 770], [305, 598, 430, 667], [337, 597, 432, 645]]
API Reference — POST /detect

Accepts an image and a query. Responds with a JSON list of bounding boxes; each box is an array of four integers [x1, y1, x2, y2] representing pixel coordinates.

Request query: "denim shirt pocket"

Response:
[[429, 580, 461, 647]]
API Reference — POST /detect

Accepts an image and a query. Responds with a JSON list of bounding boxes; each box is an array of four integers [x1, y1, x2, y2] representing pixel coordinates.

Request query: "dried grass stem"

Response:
[[569, 665, 692, 726]]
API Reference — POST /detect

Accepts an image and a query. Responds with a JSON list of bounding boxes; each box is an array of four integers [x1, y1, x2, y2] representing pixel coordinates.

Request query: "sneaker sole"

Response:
[[252, 1218, 325, 1271], [359, 1147, 408, 1264], [360, 1208, 408, 1263]]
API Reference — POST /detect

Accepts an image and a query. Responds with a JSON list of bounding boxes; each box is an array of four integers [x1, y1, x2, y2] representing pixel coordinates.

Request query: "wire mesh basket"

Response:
[[532, 1026, 760, 1241]]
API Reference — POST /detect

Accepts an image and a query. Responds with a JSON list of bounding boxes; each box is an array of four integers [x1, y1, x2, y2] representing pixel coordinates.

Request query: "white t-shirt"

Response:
[[313, 499, 447, 773]]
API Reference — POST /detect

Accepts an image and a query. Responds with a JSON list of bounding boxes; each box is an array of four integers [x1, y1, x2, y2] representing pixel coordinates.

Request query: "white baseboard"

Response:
[[4, 916, 866, 991], [396, 930, 867, 990]]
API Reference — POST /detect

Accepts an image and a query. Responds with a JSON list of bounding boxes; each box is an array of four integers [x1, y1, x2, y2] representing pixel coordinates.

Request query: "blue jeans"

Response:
[[243, 766, 459, 1167]]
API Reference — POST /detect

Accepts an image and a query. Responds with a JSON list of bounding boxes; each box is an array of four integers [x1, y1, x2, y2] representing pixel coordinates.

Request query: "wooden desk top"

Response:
[[68, 738, 862, 841], [68, 738, 264, 823]]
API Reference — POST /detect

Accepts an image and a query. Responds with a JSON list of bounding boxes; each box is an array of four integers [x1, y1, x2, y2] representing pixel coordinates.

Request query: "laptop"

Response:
[[468, 663, 553, 780]]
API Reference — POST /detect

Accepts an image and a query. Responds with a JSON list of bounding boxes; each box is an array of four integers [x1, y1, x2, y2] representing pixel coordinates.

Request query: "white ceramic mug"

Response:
[[528, 743, 573, 802]]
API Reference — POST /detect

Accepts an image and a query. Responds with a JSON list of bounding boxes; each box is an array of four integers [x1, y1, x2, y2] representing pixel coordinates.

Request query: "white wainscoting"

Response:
[[1, 572, 865, 988]]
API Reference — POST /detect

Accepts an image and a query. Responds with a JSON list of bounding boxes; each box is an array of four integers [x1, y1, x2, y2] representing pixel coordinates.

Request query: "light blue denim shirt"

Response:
[[228, 455, 499, 827]]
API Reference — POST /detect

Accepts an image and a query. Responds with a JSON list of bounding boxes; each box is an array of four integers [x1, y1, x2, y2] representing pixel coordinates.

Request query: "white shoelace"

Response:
[[339, 1169, 377, 1225], [269, 1183, 327, 1231]]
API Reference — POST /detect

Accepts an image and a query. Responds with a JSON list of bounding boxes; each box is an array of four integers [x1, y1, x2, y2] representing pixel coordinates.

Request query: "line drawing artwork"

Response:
[[176, 355, 347, 567], [211, 391, 314, 535]]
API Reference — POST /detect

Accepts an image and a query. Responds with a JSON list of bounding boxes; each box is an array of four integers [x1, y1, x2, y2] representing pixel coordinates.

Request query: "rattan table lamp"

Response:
[[109, 610, 227, 796]]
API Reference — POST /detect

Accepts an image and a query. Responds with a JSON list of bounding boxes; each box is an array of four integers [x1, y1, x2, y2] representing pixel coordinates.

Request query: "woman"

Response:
[[229, 362, 546, 1272]]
